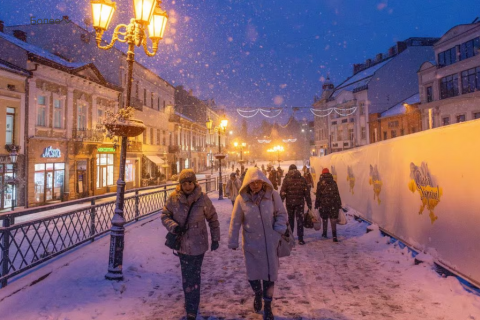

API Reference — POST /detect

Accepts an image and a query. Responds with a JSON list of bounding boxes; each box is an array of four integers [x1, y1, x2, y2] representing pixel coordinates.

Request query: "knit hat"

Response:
[[322, 168, 329, 174], [179, 169, 197, 184], [288, 164, 297, 171]]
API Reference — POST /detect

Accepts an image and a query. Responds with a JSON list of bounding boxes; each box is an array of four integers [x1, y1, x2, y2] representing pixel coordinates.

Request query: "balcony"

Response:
[[168, 145, 180, 153], [129, 97, 143, 111], [72, 128, 105, 143]]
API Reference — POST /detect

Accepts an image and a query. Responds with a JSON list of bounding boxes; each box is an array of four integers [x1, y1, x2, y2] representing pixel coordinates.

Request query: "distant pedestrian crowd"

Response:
[[161, 162, 343, 320]]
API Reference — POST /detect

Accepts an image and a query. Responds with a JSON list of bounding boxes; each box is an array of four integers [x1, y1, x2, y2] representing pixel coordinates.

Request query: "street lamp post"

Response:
[[267, 145, 284, 167], [90, 0, 168, 281], [234, 142, 247, 174], [206, 117, 228, 200]]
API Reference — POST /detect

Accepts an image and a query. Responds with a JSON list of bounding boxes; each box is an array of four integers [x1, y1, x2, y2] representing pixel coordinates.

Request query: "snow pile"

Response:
[[0, 191, 480, 320]]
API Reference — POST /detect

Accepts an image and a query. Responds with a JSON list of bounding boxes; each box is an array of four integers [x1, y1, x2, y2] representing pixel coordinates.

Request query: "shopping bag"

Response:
[[278, 224, 295, 257], [337, 208, 347, 225], [303, 210, 314, 229]]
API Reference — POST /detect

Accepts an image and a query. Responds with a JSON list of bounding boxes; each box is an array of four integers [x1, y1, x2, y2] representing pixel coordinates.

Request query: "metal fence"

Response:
[[0, 176, 226, 288]]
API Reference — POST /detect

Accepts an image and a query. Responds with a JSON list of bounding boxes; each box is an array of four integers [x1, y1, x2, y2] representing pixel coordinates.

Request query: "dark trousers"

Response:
[[322, 218, 337, 237], [287, 205, 304, 241], [249, 280, 275, 301], [179, 253, 205, 315]]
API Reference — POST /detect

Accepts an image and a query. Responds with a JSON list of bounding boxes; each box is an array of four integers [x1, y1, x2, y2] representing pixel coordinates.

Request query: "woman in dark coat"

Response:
[[161, 169, 220, 319], [315, 168, 342, 242], [268, 168, 278, 190]]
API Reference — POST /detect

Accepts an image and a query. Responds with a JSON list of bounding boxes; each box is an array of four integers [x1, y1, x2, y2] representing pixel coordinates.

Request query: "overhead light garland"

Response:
[[310, 107, 357, 117], [237, 108, 283, 118], [258, 139, 272, 143]]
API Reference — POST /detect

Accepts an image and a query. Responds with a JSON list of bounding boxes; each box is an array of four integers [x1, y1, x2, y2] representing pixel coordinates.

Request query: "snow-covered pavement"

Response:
[[0, 189, 479, 320]]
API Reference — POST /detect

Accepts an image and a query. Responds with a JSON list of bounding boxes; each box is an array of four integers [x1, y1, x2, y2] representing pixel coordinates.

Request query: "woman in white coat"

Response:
[[228, 167, 288, 320]]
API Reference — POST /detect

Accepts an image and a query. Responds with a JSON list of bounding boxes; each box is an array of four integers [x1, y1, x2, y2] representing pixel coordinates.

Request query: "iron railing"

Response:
[[0, 176, 226, 287]]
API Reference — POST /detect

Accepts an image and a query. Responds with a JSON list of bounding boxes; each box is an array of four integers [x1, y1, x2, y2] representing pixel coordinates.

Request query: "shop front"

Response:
[[28, 142, 68, 207], [94, 146, 118, 195]]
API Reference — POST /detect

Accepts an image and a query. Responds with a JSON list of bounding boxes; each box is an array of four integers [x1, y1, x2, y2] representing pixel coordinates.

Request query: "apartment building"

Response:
[[313, 37, 437, 155], [0, 30, 121, 207], [418, 22, 480, 129]]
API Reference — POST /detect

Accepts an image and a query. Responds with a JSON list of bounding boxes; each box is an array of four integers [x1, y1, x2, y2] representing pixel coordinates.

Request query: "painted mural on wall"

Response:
[[369, 164, 382, 204], [346, 166, 355, 194], [408, 162, 443, 224], [331, 165, 337, 182]]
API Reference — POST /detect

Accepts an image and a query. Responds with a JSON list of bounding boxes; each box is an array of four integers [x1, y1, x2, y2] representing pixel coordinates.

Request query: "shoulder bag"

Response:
[[337, 207, 347, 225], [165, 193, 202, 252], [270, 195, 295, 257]]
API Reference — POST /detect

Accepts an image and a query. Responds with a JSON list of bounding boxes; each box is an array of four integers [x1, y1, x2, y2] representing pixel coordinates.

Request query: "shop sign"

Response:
[[98, 147, 116, 153], [41, 146, 61, 158]]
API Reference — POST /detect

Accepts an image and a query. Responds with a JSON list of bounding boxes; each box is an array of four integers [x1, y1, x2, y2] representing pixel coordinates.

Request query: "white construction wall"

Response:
[[310, 119, 480, 287]]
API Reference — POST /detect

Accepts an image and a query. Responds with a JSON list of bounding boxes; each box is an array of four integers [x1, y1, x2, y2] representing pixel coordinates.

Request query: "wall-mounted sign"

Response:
[[97, 147, 115, 153], [41, 146, 61, 158]]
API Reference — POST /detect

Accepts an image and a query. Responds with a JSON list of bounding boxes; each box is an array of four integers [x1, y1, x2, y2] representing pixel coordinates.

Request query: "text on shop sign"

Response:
[[41, 146, 61, 158]]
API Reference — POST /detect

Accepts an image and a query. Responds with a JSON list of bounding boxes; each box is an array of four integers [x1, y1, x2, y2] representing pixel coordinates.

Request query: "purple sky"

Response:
[[0, 0, 478, 126]]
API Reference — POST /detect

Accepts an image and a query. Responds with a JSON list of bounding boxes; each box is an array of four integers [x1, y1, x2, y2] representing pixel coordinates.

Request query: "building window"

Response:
[[359, 102, 365, 115], [158, 97, 160, 111], [37, 95, 47, 127], [34, 163, 65, 203], [163, 130, 167, 145], [426, 86, 433, 102], [151, 92, 154, 109], [400, 128, 405, 136], [96, 154, 114, 188], [143, 130, 147, 144], [331, 121, 337, 125], [474, 112, 480, 119], [6, 107, 15, 144], [163, 100, 166, 113], [77, 103, 87, 130], [157, 129, 161, 145], [391, 130, 397, 138], [461, 66, 480, 94], [383, 131, 387, 140], [460, 37, 479, 61], [53, 99, 63, 129], [125, 159, 135, 183], [440, 74, 459, 99], [341, 119, 348, 123], [348, 128, 354, 141], [361, 127, 366, 139], [442, 117, 450, 126], [150, 128, 154, 144], [438, 47, 457, 67], [337, 129, 343, 141], [411, 127, 417, 134], [388, 120, 399, 128], [457, 114, 466, 123], [144, 89, 147, 105]]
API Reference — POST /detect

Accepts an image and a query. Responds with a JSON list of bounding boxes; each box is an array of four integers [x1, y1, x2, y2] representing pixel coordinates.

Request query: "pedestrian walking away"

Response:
[[276, 166, 283, 186], [226, 172, 242, 205], [315, 168, 342, 242], [280, 164, 312, 245], [304, 168, 314, 190], [268, 167, 278, 190], [160, 169, 221, 320], [228, 167, 288, 320]]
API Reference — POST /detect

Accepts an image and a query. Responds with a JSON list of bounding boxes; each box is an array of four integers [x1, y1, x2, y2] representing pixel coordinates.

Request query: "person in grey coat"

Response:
[[161, 169, 220, 320], [226, 172, 242, 205], [228, 167, 288, 320]]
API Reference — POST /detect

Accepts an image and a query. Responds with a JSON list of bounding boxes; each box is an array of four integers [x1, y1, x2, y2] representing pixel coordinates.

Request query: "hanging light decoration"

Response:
[[310, 106, 357, 117]]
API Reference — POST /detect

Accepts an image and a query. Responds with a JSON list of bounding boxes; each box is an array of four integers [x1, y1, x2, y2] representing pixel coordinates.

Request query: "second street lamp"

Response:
[[267, 145, 284, 166], [234, 142, 247, 174], [206, 117, 228, 200], [90, 0, 168, 281]]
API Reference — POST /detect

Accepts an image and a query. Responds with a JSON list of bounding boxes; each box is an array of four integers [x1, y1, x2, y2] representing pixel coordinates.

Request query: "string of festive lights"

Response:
[[310, 107, 357, 117]]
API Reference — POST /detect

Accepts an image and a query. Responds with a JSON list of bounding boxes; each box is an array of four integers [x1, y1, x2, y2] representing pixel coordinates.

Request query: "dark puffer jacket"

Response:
[[280, 169, 312, 208], [268, 169, 278, 190], [315, 173, 342, 219]]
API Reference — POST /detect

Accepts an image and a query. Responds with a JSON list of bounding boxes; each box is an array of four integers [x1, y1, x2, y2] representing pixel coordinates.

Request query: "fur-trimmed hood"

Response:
[[239, 167, 273, 194]]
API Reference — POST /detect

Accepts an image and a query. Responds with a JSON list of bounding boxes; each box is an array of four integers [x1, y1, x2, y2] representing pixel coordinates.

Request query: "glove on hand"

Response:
[[174, 225, 186, 234], [211, 241, 219, 251]]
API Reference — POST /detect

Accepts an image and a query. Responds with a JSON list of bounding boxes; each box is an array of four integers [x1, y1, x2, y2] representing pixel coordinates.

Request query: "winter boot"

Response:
[[322, 219, 328, 238], [298, 239, 306, 245], [254, 291, 263, 312], [263, 299, 274, 320], [186, 313, 197, 320], [332, 231, 338, 242]]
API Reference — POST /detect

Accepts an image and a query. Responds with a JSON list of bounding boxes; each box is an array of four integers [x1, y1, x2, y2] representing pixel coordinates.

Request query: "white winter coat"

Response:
[[228, 167, 288, 281], [225, 177, 242, 201]]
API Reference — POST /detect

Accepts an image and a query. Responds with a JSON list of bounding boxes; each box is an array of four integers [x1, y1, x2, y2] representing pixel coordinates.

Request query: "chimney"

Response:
[[396, 41, 407, 54], [63, 16, 69, 21], [375, 53, 383, 61], [0, 21, 4, 33], [388, 46, 396, 56], [353, 64, 361, 74], [365, 59, 372, 67], [13, 30, 27, 42]]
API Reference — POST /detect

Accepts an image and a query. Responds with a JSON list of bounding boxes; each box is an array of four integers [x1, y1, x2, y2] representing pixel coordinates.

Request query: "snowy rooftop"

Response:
[[0, 59, 30, 76], [381, 93, 420, 118], [0, 32, 87, 69], [0, 184, 479, 320]]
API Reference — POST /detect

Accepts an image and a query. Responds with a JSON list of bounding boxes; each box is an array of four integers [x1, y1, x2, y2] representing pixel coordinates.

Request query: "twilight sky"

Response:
[[0, 0, 478, 125]]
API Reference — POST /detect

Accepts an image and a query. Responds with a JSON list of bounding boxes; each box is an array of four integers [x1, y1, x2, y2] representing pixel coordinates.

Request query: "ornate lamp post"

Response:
[[234, 141, 247, 174], [206, 117, 228, 200], [90, 0, 168, 281], [267, 145, 284, 167]]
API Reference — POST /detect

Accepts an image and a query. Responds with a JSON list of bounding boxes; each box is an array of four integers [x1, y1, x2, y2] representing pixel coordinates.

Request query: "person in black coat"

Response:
[[315, 168, 342, 242], [280, 164, 312, 245]]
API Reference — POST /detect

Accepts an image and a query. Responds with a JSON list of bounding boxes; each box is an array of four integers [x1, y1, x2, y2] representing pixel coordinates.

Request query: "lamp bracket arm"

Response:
[[142, 37, 159, 57], [96, 24, 129, 50]]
